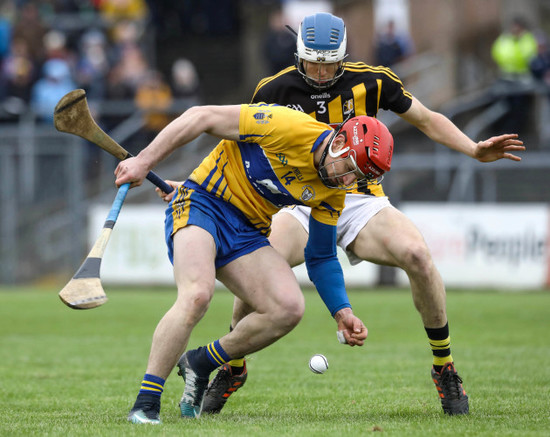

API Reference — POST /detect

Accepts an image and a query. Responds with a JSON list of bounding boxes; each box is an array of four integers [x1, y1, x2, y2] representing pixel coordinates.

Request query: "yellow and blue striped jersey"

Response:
[[251, 62, 413, 196], [187, 103, 344, 234]]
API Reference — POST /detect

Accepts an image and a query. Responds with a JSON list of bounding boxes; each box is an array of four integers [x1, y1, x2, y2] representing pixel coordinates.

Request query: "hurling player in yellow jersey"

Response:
[[115, 102, 394, 424], [201, 13, 525, 417]]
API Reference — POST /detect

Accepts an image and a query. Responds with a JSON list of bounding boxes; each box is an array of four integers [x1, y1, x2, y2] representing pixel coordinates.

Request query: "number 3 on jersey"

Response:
[[316, 101, 327, 114]]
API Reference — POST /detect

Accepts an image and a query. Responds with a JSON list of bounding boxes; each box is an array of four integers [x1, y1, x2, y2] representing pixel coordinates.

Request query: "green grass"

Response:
[[1, 287, 549, 436]]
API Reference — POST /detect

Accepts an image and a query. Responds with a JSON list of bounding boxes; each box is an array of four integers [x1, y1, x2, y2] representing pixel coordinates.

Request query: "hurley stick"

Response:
[[54, 89, 173, 194], [59, 183, 130, 309]]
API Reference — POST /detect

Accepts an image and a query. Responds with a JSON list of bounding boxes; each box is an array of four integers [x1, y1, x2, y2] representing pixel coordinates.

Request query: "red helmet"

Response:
[[339, 115, 393, 180], [318, 115, 393, 189]]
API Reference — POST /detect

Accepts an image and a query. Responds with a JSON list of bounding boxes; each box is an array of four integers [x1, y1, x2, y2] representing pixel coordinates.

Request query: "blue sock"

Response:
[[187, 340, 231, 377], [205, 339, 231, 367], [138, 373, 165, 397]]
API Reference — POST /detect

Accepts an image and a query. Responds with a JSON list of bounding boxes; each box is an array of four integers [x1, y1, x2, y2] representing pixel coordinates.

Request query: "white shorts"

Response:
[[277, 194, 392, 265]]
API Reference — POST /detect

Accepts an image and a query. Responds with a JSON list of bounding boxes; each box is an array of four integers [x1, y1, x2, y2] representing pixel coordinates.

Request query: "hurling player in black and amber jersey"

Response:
[[252, 61, 411, 198], [201, 12, 525, 416]]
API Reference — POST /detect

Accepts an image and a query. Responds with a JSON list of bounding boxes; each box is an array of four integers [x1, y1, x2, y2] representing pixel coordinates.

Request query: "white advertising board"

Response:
[[398, 203, 549, 289], [88, 204, 173, 284], [88, 204, 379, 287]]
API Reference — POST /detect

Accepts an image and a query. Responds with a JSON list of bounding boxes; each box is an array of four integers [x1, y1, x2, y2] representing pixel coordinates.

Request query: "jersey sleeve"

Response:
[[238, 103, 278, 144], [305, 215, 351, 316], [250, 77, 272, 104], [377, 67, 413, 114]]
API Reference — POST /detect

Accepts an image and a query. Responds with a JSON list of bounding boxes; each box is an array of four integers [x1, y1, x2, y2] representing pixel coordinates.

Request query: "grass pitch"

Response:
[[1, 286, 549, 436]]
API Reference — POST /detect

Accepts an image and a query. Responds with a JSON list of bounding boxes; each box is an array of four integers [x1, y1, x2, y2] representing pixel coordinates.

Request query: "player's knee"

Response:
[[274, 293, 305, 334], [175, 281, 215, 320], [401, 241, 435, 278], [286, 295, 305, 327]]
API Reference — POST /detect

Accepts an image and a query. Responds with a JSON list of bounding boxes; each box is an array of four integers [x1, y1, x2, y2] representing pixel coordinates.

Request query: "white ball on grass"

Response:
[[309, 354, 329, 374]]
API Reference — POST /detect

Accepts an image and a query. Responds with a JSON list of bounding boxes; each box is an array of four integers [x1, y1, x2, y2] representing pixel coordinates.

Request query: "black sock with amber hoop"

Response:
[[425, 323, 453, 373]]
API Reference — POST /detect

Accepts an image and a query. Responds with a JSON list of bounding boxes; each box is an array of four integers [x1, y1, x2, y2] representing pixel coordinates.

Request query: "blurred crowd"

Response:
[[2, 2, 550, 140], [0, 0, 202, 129]]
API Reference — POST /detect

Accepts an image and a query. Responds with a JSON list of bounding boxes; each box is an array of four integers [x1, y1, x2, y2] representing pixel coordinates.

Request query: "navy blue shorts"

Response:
[[165, 181, 270, 269]]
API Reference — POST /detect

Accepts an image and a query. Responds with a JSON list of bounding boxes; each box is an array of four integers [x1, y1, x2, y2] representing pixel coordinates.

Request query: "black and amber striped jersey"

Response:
[[251, 62, 413, 196]]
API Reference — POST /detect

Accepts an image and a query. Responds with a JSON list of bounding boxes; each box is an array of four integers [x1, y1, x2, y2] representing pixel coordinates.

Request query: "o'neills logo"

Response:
[[311, 93, 331, 99], [301, 185, 315, 201]]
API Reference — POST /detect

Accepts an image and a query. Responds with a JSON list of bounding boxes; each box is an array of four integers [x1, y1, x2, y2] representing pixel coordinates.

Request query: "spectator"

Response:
[[134, 69, 173, 142], [0, 1, 15, 63], [530, 31, 550, 86], [43, 29, 75, 65], [105, 19, 148, 96], [374, 19, 414, 67], [0, 37, 36, 117], [11, 2, 47, 66], [491, 16, 538, 135], [530, 31, 550, 141], [98, 0, 149, 24], [262, 9, 296, 75], [109, 18, 143, 49], [170, 57, 201, 104], [492, 17, 538, 81], [30, 58, 76, 123], [75, 29, 110, 100], [106, 43, 149, 99]]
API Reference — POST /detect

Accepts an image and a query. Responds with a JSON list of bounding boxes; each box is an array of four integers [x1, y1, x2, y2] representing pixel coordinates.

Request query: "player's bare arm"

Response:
[[399, 97, 524, 161], [115, 105, 242, 188]]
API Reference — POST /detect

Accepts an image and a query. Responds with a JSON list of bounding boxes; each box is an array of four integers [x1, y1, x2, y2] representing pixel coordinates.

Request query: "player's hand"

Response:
[[156, 180, 182, 202], [474, 134, 525, 163], [114, 157, 149, 188], [333, 307, 368, 347]]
